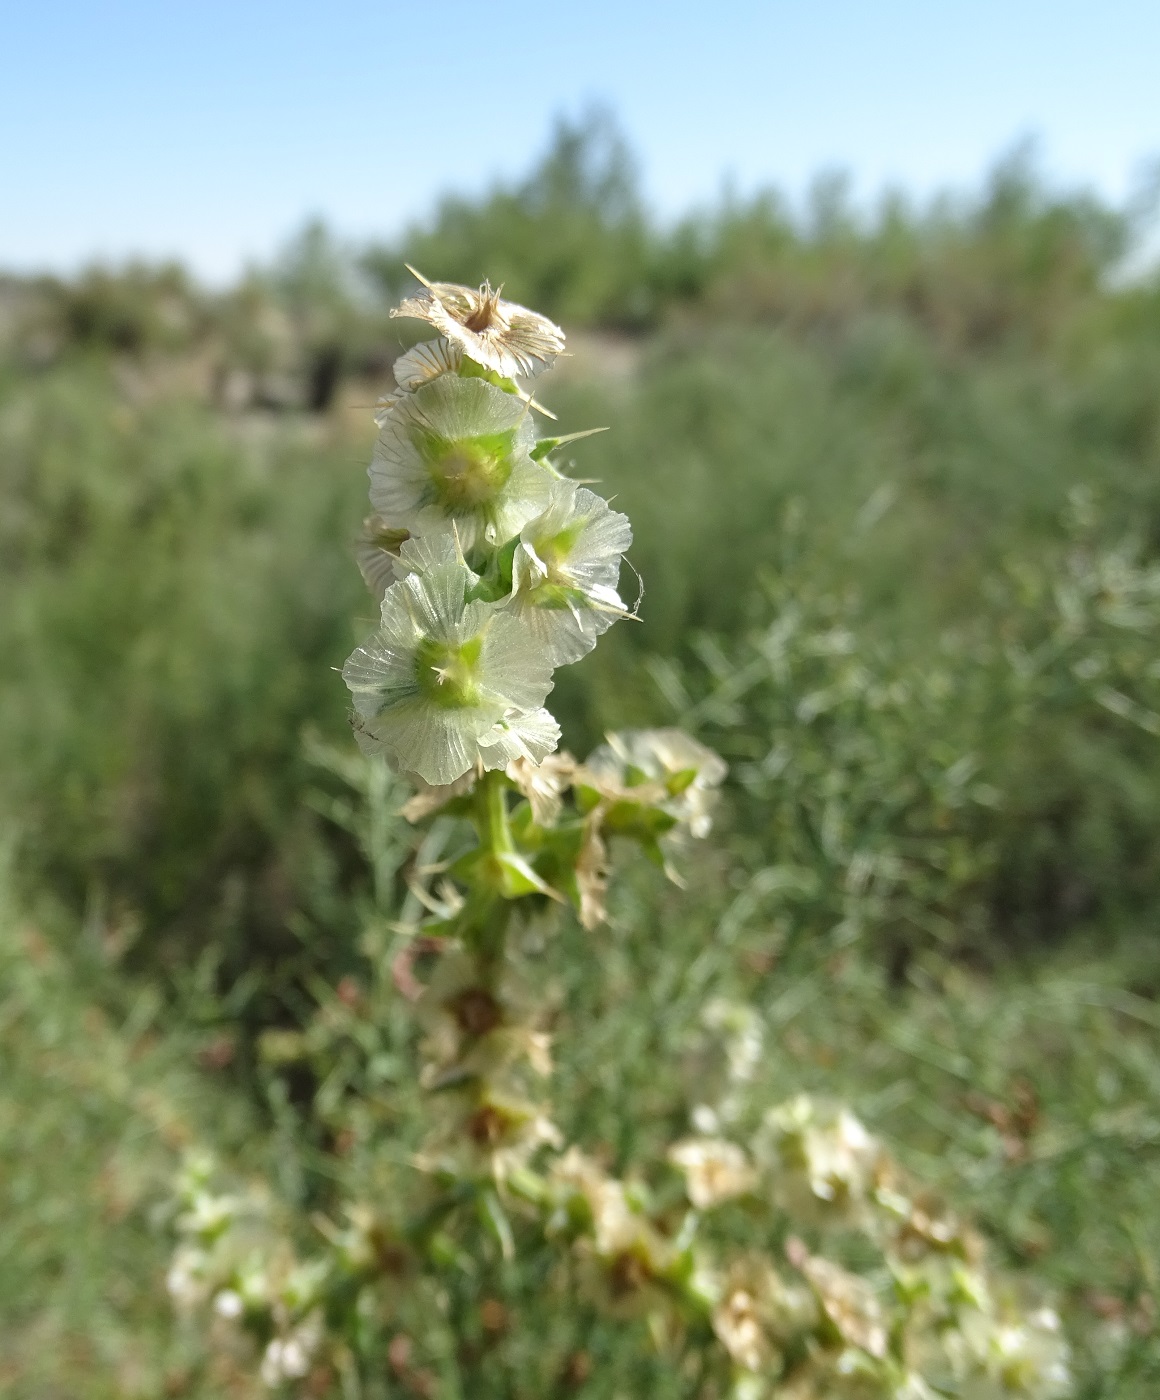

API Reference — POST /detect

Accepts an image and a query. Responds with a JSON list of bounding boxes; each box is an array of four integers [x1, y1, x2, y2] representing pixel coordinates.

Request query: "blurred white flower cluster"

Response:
[[660, 1090, 1072, 1400], [166, 1153, 331, 1387], [344, 273, 634, 786]]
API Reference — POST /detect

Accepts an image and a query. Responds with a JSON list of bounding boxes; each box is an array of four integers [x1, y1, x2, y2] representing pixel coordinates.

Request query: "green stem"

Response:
[[462, 770, 514, 963], [480, 768, 514, 855]]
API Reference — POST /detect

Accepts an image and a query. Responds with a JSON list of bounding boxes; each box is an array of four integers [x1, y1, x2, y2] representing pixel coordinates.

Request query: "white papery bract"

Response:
[[390, 528, 467, 580], [355, 514, 409, 603], [370, 375, 551, 550], [377, 335, 553, 429], [392, 273, 566, 379], [758, 1095, 882, 1222], [478, 707, 562, 769], [342, 543, 556, 785], [508, 480, 633, 664], [373, 339, 463, 426], [393, 336, 463, 391]]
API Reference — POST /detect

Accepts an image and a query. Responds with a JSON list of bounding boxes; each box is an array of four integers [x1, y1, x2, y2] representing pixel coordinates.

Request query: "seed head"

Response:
[[392, 268, 566, 379]]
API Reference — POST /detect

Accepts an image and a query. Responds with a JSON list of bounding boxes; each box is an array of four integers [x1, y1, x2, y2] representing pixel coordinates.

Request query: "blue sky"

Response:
[[2, 0, 1158, 281]]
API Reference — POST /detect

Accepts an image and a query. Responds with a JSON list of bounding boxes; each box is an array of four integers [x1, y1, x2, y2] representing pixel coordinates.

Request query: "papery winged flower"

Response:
[[793, 1249, 889, 1360], [668, 1138, 757, 1210], [355, 514, 409, 602], [392, 268, 566, 379], [508, 479, 633, 664], [506, 751, 576, 827], [710, 1256, 814, 1374], [373, 339, 463, 426], [342, 535, 557, 785], [477, 706, 562, 769], [584, 728, 727, 838], [395, 714, 565, 821], [549, 1150, 671, 1272], [378, 334, 557, 425], [712, 1285, 773, 1373], [393, 336, 463, 392], [758, 1095, 882, 1224], [260, 1312, 323, 1387], [370, 374, 552, 550], [952, 1306, 1071, 1398]]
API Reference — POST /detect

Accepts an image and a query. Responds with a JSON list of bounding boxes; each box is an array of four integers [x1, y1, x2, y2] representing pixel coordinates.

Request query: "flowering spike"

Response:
[[583, 729, 727, 840], [349, 278, 643, 786]]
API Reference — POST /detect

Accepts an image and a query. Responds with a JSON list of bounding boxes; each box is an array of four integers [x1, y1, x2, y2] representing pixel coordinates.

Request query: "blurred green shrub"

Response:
[[0, 850, 259, 1399], [651, 495, 1160, 964], [364, 107, 659, 330], [547, 306, 1160, 669], [0, 359, 371, 998], [5, 339, 1160, 999], [7, 114, 1158, 398], [368, 117, 1140, 345], [28, 261, 210, 358]]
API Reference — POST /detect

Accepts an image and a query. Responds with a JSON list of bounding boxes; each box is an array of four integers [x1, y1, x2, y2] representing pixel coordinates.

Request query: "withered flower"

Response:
[[392, 268, 566, 379]]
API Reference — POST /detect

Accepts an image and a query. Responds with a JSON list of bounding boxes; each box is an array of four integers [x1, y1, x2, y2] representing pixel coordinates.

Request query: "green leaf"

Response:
[[258, 1029, 308, 1065], [495, 851, 563, 902], [573, 782, 602, 814], [530, 426, 609, 462], [465, 536, 519, 603], [603, 802, 679, 840], [478, 1187, 515, 1261], [666, 766, 699, 796]]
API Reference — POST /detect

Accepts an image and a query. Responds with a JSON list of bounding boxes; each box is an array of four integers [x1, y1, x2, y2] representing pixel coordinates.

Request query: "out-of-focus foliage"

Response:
[[666, 150, 1131, 351], [22, 261, 211, 357], [3, 820, 1159, 1396], [0, 855, 259, 1399], [364, 111, 1137, 343], [7, 115, 1154, 388], [364, 108, 657, 329], [546, 296, 1160, 673], [0, 358, 371, 998], [645, 496, 1160, 961]]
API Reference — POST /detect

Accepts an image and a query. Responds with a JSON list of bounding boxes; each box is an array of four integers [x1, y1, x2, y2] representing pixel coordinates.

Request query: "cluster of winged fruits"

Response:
[[343, 269, 640, 789], [164, 277, 1072, 1400]]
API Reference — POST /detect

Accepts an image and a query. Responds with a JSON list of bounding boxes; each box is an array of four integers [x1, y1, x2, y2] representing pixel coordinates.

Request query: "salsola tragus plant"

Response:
[[167, 275, 1071, 1398]]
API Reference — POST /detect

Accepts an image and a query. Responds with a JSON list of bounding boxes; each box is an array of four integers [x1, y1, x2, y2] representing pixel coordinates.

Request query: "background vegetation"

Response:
[[3, 111, 1160, 1395]]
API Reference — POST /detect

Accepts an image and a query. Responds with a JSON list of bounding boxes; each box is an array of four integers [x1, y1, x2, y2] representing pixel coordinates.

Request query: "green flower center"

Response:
[[415, 429, 515, 514], [533, 524, 582, 580], [413, 635, 483, 708], [527, 582, 587, 613], [523, 525, 587, 610]]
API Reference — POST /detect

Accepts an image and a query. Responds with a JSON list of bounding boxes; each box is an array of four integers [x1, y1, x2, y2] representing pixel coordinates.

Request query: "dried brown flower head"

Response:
[[392, 267, 566, 379]]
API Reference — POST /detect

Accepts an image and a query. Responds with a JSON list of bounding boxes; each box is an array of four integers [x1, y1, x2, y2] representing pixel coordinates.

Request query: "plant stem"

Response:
[[480, 768, 514, 855], [463, 769, 514, 964]]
